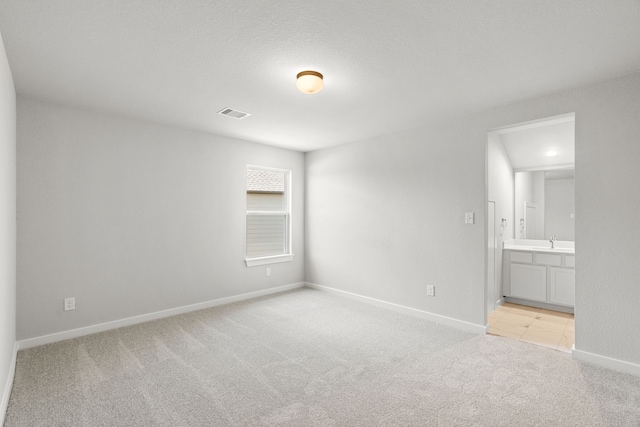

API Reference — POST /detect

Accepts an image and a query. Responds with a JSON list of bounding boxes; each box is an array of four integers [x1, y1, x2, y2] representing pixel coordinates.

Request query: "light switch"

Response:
[[465, 212, 475, 224]]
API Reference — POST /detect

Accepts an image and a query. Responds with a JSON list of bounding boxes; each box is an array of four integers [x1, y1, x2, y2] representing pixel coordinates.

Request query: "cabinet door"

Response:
[[510, 264, 547, 302], [550, 268, 575, 307]]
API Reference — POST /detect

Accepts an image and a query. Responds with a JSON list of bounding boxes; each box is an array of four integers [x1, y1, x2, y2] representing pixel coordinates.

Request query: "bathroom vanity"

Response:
[[502, 240, 575, 312]]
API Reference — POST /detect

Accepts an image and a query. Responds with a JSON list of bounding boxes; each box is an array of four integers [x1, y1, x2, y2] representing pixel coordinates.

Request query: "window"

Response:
[[245, 166, 293, 266]]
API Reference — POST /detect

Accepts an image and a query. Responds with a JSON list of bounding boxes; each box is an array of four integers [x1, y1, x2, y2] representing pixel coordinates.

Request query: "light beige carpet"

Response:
[[4, 288, 640, 426]]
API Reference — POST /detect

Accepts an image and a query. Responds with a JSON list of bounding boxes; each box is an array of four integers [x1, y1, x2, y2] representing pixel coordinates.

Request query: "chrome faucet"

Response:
[[549, 235, 557, 248]]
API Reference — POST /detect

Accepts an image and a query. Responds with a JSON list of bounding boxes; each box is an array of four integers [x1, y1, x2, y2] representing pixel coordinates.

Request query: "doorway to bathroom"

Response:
[[486, 113, 575, 352]]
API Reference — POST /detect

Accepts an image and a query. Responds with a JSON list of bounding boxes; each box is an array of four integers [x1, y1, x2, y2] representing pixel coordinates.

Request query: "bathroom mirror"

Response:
[[515, 168, 575, 241], [495, 113, 575, 242]]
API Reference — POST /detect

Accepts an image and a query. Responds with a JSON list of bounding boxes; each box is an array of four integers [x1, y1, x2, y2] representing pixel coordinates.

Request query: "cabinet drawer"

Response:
[[565, 256, 575, 268], [510, 251, 533, 264], [536, 253, 562, 266]]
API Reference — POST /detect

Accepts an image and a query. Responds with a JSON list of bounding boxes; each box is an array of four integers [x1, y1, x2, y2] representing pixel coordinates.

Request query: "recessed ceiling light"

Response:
[[546, 150, 558, 157], [296, 71, 323, 94]]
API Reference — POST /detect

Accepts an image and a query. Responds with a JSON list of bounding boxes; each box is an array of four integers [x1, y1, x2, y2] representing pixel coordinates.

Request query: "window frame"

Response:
[[245, 165, 293, 267]]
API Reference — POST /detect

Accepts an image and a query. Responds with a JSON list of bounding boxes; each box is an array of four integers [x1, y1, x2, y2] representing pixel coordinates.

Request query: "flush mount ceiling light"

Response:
[[296, 70, 324, 94], [546, 150, 558, 157]]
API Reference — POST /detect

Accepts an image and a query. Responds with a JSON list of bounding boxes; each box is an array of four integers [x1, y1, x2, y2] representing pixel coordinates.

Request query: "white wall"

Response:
[[306, 72, 640, 367], [487, 133, 514, 308], [576, 74, 640, 365], [545, 178, 575, 240], [306, 119, 488, 325], [0, 30, 16, 421], [17, 98, 305, 340]]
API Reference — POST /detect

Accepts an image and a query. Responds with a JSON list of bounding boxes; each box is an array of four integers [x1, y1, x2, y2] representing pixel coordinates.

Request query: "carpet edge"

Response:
[[0, 340, 17, 426], [305, 282, 486, 334], [16, 282, 306, 350], [572, 347, 640, 377]]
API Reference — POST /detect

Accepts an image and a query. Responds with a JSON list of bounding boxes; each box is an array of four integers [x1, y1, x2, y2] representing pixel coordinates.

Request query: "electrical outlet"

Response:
[[64, 297, 75, 311], [427, 285, 435, 297], [266, 268, 271, 277]]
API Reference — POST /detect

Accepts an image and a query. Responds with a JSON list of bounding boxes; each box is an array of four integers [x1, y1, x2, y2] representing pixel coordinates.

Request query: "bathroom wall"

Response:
[[487, 132, 514, 308]]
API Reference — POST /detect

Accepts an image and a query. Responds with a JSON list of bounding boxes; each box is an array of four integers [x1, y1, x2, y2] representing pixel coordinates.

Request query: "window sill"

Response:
[[245, 254, 294, 267]]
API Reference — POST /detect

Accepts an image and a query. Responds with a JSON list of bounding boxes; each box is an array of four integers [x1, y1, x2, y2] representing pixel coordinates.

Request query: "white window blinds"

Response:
[[246, 167, 290, 259]]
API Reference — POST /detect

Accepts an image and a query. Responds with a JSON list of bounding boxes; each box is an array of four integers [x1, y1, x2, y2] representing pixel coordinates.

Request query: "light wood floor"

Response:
[[488, 302, 574, 353]]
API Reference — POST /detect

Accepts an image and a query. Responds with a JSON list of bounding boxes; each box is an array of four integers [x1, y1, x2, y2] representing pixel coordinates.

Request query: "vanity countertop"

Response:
[[503, 239, 575, 255]]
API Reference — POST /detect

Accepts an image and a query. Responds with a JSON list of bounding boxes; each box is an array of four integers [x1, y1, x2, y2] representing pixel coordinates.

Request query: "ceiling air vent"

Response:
[[217, 107, 250, 120]]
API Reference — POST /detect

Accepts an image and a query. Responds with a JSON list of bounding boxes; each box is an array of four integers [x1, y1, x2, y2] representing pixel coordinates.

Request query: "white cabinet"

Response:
[[511, 252, 533, 264], [550, 267, 575, 306], [503, 249, 575, 309], [510, 264, 547, 302]]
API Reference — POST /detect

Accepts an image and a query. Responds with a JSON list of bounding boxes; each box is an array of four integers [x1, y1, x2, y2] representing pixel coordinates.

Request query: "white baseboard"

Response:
[[1, 341, 18, 427], [504, 297, 573, 314], [572, 346, 640, 377], [17, 282, 305, 350], [305, 282, 486, 335]]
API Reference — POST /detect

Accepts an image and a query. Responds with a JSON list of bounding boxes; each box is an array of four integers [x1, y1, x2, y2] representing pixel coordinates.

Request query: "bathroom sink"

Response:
[[532, 246, 574, 252]]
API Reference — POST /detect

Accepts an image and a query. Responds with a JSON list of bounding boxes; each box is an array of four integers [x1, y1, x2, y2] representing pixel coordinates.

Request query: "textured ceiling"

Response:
[[0, 0, 639, 152]]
